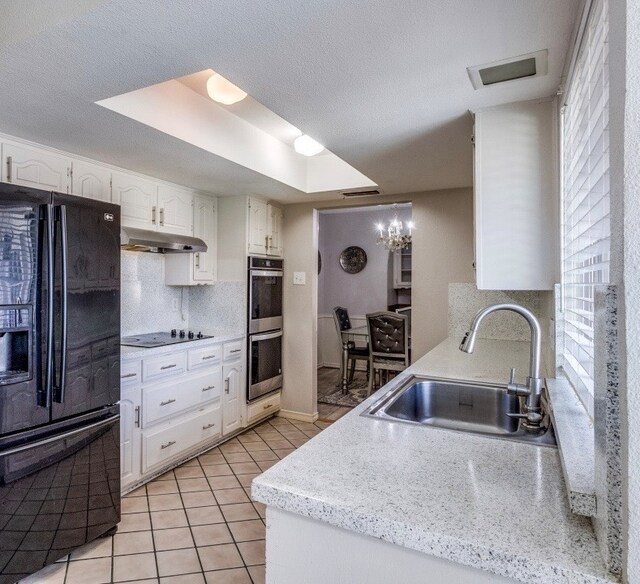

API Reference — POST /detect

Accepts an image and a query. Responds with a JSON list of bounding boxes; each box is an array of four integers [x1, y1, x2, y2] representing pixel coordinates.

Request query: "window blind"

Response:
[[561, 0, 610, 413]]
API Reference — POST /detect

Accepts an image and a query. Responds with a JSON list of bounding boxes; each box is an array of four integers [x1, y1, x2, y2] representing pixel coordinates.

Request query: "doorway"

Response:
[[316, 203, 412, 420]]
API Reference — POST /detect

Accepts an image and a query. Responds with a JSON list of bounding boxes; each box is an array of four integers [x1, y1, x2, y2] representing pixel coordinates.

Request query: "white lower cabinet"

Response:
[[120, 384, 142, 489], [143, 367, 221, 427], [247, 391, 281, 425], [119, 337, 247, 492], [222, 362, 243, 436], [142, 404, 221, 473]]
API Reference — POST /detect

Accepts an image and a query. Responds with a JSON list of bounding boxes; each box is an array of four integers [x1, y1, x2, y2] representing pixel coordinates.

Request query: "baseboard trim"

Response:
[[278, 409, 319, 423]]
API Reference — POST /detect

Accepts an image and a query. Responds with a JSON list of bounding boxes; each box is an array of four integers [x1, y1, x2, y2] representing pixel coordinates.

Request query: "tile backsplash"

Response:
[[121, 252, 188, 336], [448, 283, 554, 343], [189, 281, 246, 333], [120, 252, 245, 336]]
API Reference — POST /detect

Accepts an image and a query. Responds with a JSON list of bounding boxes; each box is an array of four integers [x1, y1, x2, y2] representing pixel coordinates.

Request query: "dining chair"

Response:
[[366, 311, 410, 395], [332, 306, 370, 386]]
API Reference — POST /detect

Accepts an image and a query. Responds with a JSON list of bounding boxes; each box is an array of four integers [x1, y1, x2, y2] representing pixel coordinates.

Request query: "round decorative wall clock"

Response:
[[339, 246, 367, 274]]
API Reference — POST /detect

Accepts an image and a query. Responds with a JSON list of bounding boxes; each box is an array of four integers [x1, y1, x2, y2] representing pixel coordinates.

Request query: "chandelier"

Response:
[[376, 216, 414, 251]]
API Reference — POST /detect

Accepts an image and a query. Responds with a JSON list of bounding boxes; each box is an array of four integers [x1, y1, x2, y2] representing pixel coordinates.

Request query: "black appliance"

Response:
[[0, 184, 121, 583], [248, 257, 283, 402], [248, 256, 283, 334], [121, 330, 213, 348]]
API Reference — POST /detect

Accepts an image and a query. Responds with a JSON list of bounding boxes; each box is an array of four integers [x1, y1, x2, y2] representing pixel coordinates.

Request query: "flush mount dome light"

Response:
[[206, 73, 247, 105], [294, 134, 324, 156]]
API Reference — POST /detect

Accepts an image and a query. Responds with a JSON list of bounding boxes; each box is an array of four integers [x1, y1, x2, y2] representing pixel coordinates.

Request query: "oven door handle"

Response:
[[250, 269, 283, 278], [251, 330, 283, 342]]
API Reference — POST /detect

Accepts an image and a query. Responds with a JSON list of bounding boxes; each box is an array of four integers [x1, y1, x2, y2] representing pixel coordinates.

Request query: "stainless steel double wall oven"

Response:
[[248, 257, 283, 401]]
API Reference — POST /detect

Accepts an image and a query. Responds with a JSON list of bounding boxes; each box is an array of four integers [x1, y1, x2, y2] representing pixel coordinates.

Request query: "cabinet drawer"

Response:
[[143, 367, 222, 427], [247, 392, 281, 424], [223, 340, 243, 361], [120, 360, 141, 386], [188, 344, 221, 369], [142, 351, 186, 382], [142, 404, 221, 472]]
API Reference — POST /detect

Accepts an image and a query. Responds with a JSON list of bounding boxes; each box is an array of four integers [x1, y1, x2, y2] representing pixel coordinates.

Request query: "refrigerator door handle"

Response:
[[44, 204, 55, 408], [54, 205, 69, 404], [0, 414, 119, 458]]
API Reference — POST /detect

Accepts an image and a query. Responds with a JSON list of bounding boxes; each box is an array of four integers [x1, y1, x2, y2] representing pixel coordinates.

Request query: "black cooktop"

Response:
[[121, 330, 213, 348]]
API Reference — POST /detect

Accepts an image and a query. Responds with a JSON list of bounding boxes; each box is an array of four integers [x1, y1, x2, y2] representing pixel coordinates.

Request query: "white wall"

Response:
[[282, 188, 475, 417]]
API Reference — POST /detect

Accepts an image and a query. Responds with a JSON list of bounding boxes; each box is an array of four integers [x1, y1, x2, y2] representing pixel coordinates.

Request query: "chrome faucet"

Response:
[[459, 303, 544, 431]]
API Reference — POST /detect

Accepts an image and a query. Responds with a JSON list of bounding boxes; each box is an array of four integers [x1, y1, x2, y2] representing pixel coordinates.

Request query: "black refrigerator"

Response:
[[0, 184, 121, 583]]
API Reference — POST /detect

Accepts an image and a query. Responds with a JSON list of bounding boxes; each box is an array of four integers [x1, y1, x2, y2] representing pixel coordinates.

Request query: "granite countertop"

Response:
[[252, 337, 616, 584], [120, 329, 244, 359]]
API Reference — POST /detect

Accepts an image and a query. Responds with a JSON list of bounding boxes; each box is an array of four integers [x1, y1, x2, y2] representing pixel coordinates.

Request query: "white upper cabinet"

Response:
[[193, 195, 217, 281], [2, 142, 70, 192], [267, 204, 284, 257], [247, 197, 269, 255], [247, 197, 283, 257], [112, 173, 158, 230], [157, 186, 193, 235], [71, 160, 111, 202], [165, 195, 217, 286], [473, 99, 558, 290]]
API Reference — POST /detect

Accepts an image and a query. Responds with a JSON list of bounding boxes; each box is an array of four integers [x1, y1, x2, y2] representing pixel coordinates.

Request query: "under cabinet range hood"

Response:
[[120, 226, 208, 253]]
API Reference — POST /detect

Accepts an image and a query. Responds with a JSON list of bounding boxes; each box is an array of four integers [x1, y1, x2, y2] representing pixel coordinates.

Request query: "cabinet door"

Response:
[[393, 245, 412, 288], [2, 142, 70, 192], [267, 204, 284, 257], [474, 101, 557, 290], [157, 186, 193, 235], [112, 172, 157, 230], [71, 161, 111, 202], [120, 385, 142, 490], [222, 362, 243, 435], [194, 195, 217, 282], [247, 198, 268, 255]]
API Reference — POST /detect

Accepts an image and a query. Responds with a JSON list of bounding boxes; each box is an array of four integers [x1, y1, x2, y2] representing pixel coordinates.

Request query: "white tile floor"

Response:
[[20, 417, 332, 584]]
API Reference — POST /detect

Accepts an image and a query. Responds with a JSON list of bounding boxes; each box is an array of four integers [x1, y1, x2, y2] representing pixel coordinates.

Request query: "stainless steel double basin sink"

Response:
[[361, 375, 556, 447]]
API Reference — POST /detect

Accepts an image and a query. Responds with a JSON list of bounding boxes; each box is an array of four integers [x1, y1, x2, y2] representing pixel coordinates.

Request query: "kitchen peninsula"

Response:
[[252, 338, 615, 584]]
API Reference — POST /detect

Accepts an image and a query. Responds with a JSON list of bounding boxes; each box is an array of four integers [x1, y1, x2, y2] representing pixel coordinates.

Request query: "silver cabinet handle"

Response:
[[202, 355, 217, 361], [201, 385, 215, 392], [121, 372, 137, 379], [6, 156, 12, 182], [152, 206, 157, 224], [225, 378, 230, 394], [160, 398, 176, 406], [265, 235, 269, 249], [159, 207, 165, 226], [202, 423, 216, 430], [229, 349, 241, 354], [160, 364, 176, 370], [161, 440, 176, 450], [134, 405, 140, 428], [195, 253, 200, 268], [263, 403, 273, 410]]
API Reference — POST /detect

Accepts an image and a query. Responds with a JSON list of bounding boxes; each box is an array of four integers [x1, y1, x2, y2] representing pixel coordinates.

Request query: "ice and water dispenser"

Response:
[[0, 205, 36, 385]]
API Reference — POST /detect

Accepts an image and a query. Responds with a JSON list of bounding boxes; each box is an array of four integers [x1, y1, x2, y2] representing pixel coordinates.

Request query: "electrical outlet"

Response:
[[293, 272, 306, 285]]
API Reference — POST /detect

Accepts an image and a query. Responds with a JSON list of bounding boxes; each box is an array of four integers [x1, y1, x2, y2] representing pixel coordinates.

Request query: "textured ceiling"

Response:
[[0, 0, 580, 203]]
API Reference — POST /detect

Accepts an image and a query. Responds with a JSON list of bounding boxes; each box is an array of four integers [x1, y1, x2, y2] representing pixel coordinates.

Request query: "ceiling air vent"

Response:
[[341, 189, 381, 198], [467, 50, 548, 90]]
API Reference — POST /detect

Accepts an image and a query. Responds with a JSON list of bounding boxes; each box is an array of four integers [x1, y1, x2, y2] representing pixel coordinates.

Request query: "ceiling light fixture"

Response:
[[206, 73, 247, 105], [376, 210, 414, 252], [294, 134, 324, 156]]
